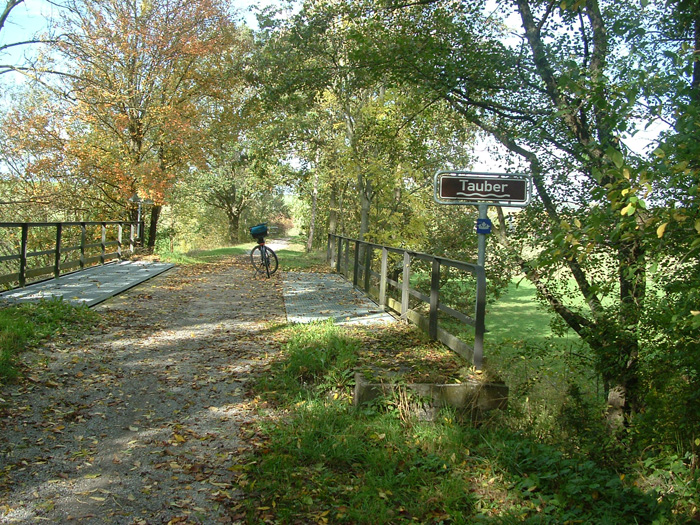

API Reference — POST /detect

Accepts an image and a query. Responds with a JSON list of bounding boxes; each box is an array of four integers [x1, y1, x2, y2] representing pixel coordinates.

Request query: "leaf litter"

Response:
[[0, 255, 285, 524]]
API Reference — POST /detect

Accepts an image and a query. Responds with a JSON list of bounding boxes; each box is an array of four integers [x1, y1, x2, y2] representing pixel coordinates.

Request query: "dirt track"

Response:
[[0, 257, 285, 524]]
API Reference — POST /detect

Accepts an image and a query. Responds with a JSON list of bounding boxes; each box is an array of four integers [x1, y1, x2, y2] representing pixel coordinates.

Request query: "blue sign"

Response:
[[476, 218, 492, 234]]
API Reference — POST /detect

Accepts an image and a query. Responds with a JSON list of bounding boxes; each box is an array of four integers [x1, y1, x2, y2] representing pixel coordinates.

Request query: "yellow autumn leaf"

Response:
[[656, 222, 668, 238]]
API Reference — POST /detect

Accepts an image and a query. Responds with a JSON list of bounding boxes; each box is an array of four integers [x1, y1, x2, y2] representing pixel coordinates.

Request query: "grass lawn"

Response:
[[484, 280, 578, 345]]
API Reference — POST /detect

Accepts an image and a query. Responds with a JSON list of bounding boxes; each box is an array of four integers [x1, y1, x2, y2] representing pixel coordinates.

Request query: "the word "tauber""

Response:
[[435, 172, 531, 207]]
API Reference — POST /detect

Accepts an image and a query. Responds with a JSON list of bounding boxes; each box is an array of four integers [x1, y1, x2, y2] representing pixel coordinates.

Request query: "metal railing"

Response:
[[327, 234, 487, 369], [0, 221, 136, 289]]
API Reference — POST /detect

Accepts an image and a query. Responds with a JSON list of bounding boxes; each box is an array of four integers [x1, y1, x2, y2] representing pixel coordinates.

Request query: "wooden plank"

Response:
[[353, 240, 360, 287], [60, 260, 81, 271], [19, 224, 28, 287], [26, 266, 54, 279], [83, 255, 102, 266], [401, 251, 410, 317], [27, 248, 56, 257], [438, 303, 476, 327], [54, 223, 62, 279], [0, 273, 20, 285], [80, 223, 86, 270], [363, 243, 371, 293], [429, 258, 440, 339], [379, 247, 388, 309]]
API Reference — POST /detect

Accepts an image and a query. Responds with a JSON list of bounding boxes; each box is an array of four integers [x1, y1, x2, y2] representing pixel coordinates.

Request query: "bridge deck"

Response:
[[0, 260, 175, 307], [283, 271, 395, 326]]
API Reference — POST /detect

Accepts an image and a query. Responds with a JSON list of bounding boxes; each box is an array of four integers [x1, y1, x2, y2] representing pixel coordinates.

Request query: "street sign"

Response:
[[476, 218, 492, 234], [434, 171, 531, 207]]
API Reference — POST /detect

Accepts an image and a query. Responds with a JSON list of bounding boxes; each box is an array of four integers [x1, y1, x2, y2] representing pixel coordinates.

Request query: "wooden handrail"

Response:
[[327, 233, 487, 369]]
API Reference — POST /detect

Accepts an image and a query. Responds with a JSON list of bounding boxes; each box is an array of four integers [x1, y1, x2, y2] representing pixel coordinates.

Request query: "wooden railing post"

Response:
[[100, 222, 107, 264], [343, 238, 350, 277], [130, 223, 136, 253], [117, 223, 123, 258], [401, 251, 411, 318], [54, 223, 63, 278], [363, 243, 371, 292], [326, 234, 332, 266], [336, 236, 342, 273], [19, 223, 28, 287], [379, 247, 388, 309], [353, 240, 360, 287], [79, 222, 87, 269], [429, 258, 440, 340]]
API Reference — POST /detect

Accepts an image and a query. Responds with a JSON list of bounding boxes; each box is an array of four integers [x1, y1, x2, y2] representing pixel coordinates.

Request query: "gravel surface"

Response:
[[0, 257, 285, 524]]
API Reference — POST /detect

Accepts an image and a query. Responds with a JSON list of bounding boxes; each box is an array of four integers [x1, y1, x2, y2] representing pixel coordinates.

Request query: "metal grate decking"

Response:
[[0, 260, 174, 307], [282, 271, 395, 326]]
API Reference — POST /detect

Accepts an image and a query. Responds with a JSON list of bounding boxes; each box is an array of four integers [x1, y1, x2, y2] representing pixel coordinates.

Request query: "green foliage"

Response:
[[635, 264, 700, 455], [239, 314, 685, 523], [0, 299, 98, 381], [262, 321, 359, 400], [489, 433, 664, 523]]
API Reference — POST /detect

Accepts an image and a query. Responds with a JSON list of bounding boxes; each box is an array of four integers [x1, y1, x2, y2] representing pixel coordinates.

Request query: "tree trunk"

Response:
[[329, 185, 338, 236], [227, 212, 241, 244], [307, 170, 319, 252], [359, 176, 372, 241], [147, 205, 161, 251]]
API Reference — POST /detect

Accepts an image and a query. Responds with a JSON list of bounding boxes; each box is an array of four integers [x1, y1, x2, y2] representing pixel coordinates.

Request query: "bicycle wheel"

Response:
[[250, 245, 278, 276], [263, 246, 278, 276], [250, 245, 267, 275]]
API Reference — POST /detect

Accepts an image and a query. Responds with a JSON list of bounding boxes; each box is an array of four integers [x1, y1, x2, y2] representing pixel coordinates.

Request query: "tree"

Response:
[[255, 2, 477, 250], [45, 0, 240, 248], [277, 0, 693, 423]]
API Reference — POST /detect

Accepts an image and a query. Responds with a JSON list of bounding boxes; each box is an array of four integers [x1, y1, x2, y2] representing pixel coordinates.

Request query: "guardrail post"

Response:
[[363, 243, 371, 292], [379, 247, 388, 309], [326, 234, 332, 265], [429, 258, 440, 340], [19, 223, 28, 287], [100, 222, 107, 264], [80, 222, 87, 269], [344, 238, 350, 277], [130, 223, 136, 253], [401, 251, 410, 317], [54, 223, 63, 278], [117, 223, 123, 258], [336, 236, 342, 273], [353, 240, 360, 287]]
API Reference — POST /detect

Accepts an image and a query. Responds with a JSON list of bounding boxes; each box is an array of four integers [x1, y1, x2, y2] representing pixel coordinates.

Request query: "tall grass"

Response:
[[236, 320, 679, 523]]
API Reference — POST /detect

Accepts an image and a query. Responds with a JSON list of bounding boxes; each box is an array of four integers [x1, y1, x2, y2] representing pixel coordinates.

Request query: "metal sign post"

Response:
[[476, 204, 489, 267], [434, 170, 532, 367]]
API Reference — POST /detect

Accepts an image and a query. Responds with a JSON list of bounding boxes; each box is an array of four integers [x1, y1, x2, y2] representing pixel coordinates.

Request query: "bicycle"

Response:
[[249, 223, 278, 277]]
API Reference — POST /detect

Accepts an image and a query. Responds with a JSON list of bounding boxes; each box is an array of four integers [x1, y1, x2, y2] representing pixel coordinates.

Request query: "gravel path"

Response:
[[0, 257, 285, 524]]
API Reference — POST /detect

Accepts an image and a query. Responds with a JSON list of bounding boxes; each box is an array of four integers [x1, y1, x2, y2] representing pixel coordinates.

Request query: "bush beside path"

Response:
[[0, 256, 285, 524]]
